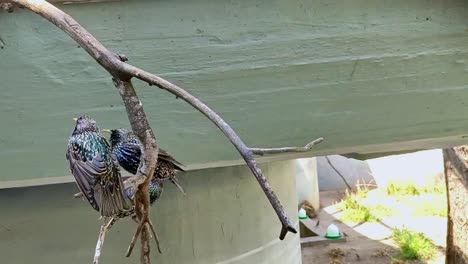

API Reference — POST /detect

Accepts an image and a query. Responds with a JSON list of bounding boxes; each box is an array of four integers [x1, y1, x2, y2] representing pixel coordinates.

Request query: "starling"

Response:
[[105, 128, 185, 195], [66, 115, 131, 217], [124, 177, 163, 205]]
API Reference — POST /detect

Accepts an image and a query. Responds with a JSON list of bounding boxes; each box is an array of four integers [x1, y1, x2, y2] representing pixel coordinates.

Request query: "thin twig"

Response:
[[125, 207, 161, 256], [147, 219, 162, 253], [125, 208, 162, 256], [251, 137, 323, 155], [126, 219, 145, 257], [10, 0, 297, 240], [93, 217, 114, 264], [93, 226, 105, 264], [124, 65, 300, 239], [325, 156, 352, 191], [140, 222, 151, 264], [123, 64, 298, 239]]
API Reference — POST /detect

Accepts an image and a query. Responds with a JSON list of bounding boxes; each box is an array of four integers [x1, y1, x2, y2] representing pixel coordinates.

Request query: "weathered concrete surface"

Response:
[[317, 155, 374, 191], [317, 150, 444, 191], [2, 0, 468, 186], [296, 158, 320, 209], [0, 160, 301, 264]]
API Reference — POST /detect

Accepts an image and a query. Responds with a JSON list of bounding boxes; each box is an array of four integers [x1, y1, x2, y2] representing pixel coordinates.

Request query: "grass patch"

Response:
[[415, 199, 447, 217], [337, 180, 447, 222], [386, 181, 420, 196], [336, 186, 375, 222], [340, 204, 378, 222], [385, 179, 447, 216], [392, 227, 436, 260], [385, 179, 445, 196], [405, 195, 447, 217], [385, 180, 447, 216], [340, 187, 368, 209], [337, 185, 393, 222]]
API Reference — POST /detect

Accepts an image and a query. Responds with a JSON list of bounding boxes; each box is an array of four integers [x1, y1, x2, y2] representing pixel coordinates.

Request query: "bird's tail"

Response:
[[170, 176, 185, 195], [100, 184, 132, 217]]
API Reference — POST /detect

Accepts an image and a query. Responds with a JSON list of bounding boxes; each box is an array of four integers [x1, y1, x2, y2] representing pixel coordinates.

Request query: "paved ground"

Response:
[[301, 191, 446, 264]]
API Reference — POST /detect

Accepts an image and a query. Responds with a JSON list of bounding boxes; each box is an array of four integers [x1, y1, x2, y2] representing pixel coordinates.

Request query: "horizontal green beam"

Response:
[[1, 0, 468, 184]]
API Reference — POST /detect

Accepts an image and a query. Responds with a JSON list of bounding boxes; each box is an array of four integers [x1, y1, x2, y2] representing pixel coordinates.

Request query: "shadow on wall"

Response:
[[317, 149, 444, 191], [317, 155, 374, 191]]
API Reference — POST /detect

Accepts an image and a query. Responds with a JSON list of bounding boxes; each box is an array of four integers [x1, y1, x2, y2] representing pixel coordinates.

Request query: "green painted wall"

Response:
[[0, 160, 301, 264], [1, 0, 468, 184]]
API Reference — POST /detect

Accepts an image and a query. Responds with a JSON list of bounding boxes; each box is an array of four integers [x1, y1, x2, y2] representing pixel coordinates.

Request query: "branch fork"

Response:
[[6, 0, 325, 263], [251, 137, 324, 156]]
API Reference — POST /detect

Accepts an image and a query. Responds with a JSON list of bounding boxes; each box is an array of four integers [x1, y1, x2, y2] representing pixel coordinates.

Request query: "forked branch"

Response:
[[6, 0, 299, 240], [251, 137, 324, 155], [112, 78, 158, 261]]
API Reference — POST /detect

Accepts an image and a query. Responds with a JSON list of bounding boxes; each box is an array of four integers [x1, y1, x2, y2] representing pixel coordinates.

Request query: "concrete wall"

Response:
[[296, 158, 320, 209], [316, 150, 444, 191], [0, 160, 301, 264], [317, 155, 374, 191]]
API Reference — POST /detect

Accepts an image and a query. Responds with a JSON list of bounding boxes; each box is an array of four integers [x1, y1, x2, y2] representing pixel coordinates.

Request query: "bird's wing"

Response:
[[66, 137, 111, 212], [158, 149, 185, 172], [113, 141, 142, 175]]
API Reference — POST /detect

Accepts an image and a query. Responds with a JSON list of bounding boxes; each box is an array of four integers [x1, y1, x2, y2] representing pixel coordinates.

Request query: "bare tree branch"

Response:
[[251, 137, 323, 156], [94, 217, 114, 264], [325, 156, 352, 191], [125, 218, 144, 257], [112, 79, 158, 263], [140, 221, 151, 264], [147, 220, 162, 253], [124, 215, 161, 257], [120, 65, 299, 239], [7, 0, 299, 241], [75, 137, 323, 197]]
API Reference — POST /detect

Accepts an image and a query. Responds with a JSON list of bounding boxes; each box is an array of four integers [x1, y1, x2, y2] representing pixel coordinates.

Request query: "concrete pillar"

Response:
[[0, 160, 301, 264], [295, 158, 320, 210]]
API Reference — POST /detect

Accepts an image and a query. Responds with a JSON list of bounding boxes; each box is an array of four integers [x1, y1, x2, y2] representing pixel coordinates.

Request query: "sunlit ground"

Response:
[[302, 150, 447, 264]]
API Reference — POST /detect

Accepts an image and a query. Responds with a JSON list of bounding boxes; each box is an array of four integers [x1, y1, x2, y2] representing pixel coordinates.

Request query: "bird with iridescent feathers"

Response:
[[104, 128, 185, 198], [66, 115, 131, 217]]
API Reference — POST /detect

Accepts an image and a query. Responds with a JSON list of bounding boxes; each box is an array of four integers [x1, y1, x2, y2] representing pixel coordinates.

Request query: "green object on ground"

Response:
[[325, 224, 342, 239], [298, 208, 308, 219]]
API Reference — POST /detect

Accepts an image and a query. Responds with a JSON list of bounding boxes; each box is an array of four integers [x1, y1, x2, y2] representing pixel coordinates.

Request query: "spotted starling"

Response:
[[124, 177, 163, 205], [66, 116, 131, 217], [105, 128, 185, 195]]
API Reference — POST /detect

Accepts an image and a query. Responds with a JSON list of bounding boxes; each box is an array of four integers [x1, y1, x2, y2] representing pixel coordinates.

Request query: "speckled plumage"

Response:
[[124, 178, 163, 205], [109, 128, 185, 199], [66, 116, 131, 217]]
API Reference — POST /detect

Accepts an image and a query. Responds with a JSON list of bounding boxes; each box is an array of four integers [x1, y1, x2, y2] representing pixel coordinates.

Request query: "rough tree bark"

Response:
[[2, 0, 323, 263], [443, 147, 468, 264]]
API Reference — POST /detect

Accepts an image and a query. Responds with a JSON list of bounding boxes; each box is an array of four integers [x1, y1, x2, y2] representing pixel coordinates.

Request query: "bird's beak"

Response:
[[72, 118, 78, 122], [101, 129, 111, 134]]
